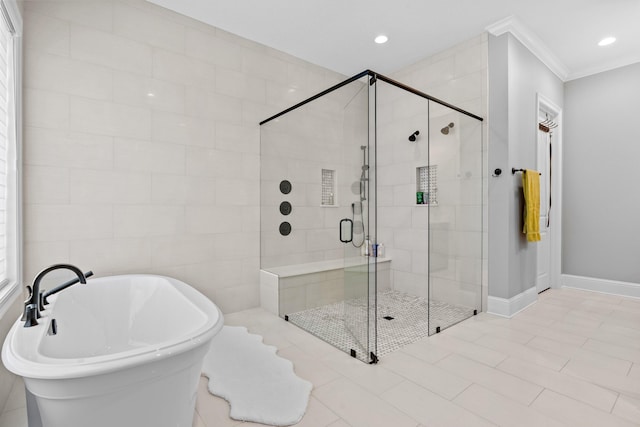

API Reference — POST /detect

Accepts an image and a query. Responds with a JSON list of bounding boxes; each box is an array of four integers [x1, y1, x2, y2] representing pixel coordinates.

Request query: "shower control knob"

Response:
[[279, 222, 292, 236], [280, 201, 292, 215], [279, 180, 292, 194]]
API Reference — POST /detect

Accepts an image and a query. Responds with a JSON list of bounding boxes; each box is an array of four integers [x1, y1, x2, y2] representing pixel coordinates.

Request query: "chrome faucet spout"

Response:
[[25, 264, 87, 327]]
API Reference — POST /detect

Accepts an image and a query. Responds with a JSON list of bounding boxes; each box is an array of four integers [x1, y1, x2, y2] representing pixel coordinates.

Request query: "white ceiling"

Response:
[[148, 0, 640, 81]]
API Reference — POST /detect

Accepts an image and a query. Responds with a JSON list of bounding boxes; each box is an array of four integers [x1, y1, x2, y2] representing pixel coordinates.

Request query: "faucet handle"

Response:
[[23, 304, 39, 327], [38, 289, 46, 312], [20, 286, 33, 321]]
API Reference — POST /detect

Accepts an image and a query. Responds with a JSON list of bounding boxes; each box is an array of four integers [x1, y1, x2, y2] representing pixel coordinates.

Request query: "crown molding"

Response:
[[486, 16, 569, 81]]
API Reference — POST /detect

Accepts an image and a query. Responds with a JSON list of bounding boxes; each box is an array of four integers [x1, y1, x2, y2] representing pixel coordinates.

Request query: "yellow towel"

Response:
[[522, 170, 541, 242]]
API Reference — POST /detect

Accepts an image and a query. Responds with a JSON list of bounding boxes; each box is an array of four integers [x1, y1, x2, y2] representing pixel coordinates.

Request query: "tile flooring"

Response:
[[1, 287, 639, 427], [287, 290, 474, 362]]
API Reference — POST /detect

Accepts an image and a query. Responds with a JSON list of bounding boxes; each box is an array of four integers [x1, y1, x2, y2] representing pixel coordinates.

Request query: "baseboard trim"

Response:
[[561, 274, 640, 299], [487, 286, 538, 318]]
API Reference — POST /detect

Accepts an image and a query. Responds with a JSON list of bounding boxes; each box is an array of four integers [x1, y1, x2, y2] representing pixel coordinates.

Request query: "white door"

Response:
[[536, 127, 551, 293]]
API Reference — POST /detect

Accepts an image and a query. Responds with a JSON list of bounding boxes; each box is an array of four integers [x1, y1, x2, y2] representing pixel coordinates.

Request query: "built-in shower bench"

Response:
[[260, 257, 391, 316]]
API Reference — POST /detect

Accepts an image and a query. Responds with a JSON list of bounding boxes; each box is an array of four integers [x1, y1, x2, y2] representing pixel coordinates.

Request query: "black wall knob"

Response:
[[280, 201, 292, 215], [279, 222, 292, 236], [279, 180, 292, 194]]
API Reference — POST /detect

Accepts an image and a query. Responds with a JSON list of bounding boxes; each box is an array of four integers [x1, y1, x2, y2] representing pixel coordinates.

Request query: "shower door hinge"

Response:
[[369, 75, 376, 85], [369, 352, 378, 364], [350, 349, 356, 358], [284, 315, 289, 321]]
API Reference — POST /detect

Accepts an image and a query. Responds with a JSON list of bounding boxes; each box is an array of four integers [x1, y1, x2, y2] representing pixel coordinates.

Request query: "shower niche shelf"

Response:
[[321, 168, 337, 207], [416, 165, 438, 206]]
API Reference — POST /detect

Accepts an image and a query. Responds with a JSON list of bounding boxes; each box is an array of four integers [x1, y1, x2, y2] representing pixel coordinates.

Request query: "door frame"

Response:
[[536, 93, 562, 290]]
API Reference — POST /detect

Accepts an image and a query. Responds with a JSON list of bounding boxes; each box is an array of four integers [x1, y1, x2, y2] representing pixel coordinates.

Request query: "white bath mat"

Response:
[[201, 326, 313, 426]]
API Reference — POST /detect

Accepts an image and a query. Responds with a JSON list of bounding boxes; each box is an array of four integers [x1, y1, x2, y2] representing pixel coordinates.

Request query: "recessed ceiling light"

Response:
[[374, 35, 388, 44], [598, 36, 616, 46], [147, 92, 155, 97]]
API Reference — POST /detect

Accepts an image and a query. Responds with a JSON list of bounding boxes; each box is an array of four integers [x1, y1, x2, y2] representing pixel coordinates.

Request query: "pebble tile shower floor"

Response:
[[287, 290, 475, 359]]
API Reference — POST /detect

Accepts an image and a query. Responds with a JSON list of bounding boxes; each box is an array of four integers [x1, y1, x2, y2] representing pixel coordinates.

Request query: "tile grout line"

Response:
[[624, 362, 633, 377], [528, 386, 546, 407], [449, 382, 499, 427]]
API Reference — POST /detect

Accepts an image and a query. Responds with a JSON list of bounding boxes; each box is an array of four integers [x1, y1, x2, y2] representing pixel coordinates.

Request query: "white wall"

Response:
[[260, 80, 367, 269], [21, 0, 491, 317], [385, 34, 488, 307], [488, 33, 563, 300], [563, 62, 640, 285], [260, 34, 488, 312], [21, 0, 345, 313], [375, 81, 430, 296]]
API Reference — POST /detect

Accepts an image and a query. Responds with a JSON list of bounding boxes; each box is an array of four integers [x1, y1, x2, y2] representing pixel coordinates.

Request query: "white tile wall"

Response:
[[29, 0, 115, 32], [70, 24, 153, 75], [23, 12, 69, 56], [113, 2, 186, 53], [382, 34, 488, 311], [22, 0, 345, 313], [22, 0, 487, 316], [23, 165, 69, 204], [259, 84, 366, 269], [24, 128, 114, 170], [25, 204, 113, 242], [25, 52, 113, 100], [24, 88, 69, 130], [153, 49, 216, 90]]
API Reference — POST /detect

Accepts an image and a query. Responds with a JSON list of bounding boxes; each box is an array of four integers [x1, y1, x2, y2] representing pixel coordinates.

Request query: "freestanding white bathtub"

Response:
[[1, 275, 224, 427]]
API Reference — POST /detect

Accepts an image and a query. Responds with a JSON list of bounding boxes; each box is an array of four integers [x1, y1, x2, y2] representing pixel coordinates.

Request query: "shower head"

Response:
[[408, 130, 420, 142], [441, 123, 454, 135]]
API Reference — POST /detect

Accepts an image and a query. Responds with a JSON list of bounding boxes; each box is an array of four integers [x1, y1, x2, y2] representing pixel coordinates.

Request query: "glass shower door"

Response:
[[428, 103, 483, 333], [341, 75, 375, 363], [342, 229, 372, 362]]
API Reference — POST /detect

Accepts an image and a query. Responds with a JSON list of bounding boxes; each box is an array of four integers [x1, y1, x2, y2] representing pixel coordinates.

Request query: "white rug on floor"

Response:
[[201, 326, 313, 426]]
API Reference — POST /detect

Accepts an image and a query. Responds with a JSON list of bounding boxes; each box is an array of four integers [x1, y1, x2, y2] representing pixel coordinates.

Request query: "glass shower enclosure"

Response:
[[260, 70, 483, 363]]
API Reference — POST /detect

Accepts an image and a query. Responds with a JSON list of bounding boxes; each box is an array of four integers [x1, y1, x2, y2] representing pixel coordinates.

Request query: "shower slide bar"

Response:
[[259, 69, 484, 126]]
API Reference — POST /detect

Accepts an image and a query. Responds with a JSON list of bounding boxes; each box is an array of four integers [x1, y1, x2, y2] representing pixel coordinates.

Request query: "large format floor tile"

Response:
[[313, 377, 418, 427], [531, 389, 638, 427], [381, 381, 496, 427], [2, 287, 639, 427], [453, 384, 565, 427], [436, 353, 543, 406], [497, 356, 618, 412]]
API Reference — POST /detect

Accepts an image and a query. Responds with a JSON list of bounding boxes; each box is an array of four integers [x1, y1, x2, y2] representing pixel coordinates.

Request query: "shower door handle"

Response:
[[340, 219, 353, 243]]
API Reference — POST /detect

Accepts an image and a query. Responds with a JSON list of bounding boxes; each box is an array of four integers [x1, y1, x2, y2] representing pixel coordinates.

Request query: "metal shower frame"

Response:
[[260, 70, 484, 126]]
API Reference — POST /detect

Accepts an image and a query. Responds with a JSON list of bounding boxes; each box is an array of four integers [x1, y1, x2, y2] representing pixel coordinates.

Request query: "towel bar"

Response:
[[512, 168, 541, 175]]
